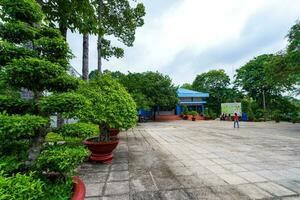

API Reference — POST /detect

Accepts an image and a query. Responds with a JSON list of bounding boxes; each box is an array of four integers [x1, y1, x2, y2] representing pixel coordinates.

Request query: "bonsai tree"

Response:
[[78, 74, 137, 142]]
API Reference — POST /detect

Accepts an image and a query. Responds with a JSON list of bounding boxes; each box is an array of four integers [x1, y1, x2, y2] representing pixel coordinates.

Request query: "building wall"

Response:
[[179, 97, 202, 102]]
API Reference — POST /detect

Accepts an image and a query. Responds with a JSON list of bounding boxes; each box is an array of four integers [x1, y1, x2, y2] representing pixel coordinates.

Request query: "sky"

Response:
[[67, 0, 300, 86]]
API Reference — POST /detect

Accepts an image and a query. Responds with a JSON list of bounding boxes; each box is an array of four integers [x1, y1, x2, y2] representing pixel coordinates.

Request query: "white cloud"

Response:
[[68, 0, 300, 85]]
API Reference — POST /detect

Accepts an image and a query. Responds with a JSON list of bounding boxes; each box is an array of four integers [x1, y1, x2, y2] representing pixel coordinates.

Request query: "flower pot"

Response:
[[192, 117, 196, 121], [109, 128, 120, 137], [83, 137, 119, 164], [71, 176, 85, 200]]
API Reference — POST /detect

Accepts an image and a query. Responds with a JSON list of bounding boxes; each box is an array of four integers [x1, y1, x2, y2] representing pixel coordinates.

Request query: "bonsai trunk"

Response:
[[99, 124, 109, 142]]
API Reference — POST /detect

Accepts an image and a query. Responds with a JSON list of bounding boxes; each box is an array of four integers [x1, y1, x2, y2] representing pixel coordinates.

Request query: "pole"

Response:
[[262, 89, 266, 121]]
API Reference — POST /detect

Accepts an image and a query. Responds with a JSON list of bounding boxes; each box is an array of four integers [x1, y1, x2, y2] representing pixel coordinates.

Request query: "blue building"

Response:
[[175, 88, 209, 115]]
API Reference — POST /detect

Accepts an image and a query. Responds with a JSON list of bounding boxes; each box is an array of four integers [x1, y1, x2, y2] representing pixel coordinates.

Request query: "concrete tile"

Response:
[[102, 194, 129, 200], [199, 174, 228, 186], [130, 191, 162, 200], [80, 172, 108, 183], [176, 175, 206, 188], [169, 166, 193, 176], [212, 158, 232, 165], [275, 180, 300, 193], [237, 172, 267, 183], [160, 189, 190, 200], [217, 173, 249, 185], [222, 164, 248, 172], [130, 174, 158, 192], [211, 185, 250, 200], [206, 165, 230, 174], [108, 171, 129, 182], [236, 184, 273, 199], [197, 159, 217, 166], [111, 163, 128, 171], [256, 182, 297, 197], [154, 177, 182, 190], [105, 181, 129, 195], [186, 187, 221, 200], [255, 170, 286, 181], [85, 182, 104, 197]]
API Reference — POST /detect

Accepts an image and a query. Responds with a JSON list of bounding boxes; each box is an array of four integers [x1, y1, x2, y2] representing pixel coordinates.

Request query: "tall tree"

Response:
[[94, 0, 145, 72], [266, 21, 300, 94], [234, 54, 284, 115], [192, 69, 230, 114]]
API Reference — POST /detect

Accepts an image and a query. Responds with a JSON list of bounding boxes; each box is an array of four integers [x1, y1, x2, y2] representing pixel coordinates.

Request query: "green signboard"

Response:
[[221, 103, 242, 116]]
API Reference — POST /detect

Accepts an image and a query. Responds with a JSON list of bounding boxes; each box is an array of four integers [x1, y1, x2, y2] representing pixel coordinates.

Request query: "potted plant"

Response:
[[78, 75, 137, 163], [190, 111, 198, 121]]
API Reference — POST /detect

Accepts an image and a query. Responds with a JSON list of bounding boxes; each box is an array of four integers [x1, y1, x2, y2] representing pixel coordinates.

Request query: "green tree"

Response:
[[181, 83, 193, 90], [94, 0, 145, 72], [235, 55, 273, 98], [266, 21, 300, 94], [192, 69, 231, 114]]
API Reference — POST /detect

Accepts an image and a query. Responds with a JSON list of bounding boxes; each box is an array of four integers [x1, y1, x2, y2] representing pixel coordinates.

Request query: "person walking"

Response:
[[234, 113, 239, 128]]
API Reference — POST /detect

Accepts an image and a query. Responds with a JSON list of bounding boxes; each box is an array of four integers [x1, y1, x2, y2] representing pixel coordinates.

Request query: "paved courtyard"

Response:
[[79, 120, 300, 200]]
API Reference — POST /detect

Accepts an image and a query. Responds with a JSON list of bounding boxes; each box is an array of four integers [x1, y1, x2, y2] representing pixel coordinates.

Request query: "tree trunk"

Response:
[[97, 0, 103, 73], [97, 35, 102, 73], [82, 34, 89, 80], [59, 23, 67, 40], [25, 127, 50, 168], [262, 89, 266, 121]]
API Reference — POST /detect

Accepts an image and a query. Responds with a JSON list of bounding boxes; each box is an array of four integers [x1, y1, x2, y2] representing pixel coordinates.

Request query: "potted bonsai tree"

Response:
[[78, 74, 137, 163], [190, 111, 198, 121]]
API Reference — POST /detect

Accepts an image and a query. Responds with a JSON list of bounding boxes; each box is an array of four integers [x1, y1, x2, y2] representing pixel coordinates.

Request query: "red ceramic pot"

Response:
[[109, 128, 120, 137], [71, 176, 85, 200], [83, 137, 119, 164], [192, 117, 196, 121]]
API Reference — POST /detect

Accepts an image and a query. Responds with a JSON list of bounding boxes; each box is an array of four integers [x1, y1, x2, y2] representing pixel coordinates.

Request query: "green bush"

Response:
[[35, 145, 88, 176], [0, 114, 48, 152], [45, 132, 64, 143], [0, 172, 44, 200], [189, 111, 198, 117], [39, 92, 90, 118], [42, 177, 73, 200], [0, 95, 34, 114], [0, 155, 25, 175], [55, 122, 98, 139]]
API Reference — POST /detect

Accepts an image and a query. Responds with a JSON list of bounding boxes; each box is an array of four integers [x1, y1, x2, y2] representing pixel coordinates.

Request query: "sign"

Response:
[[221, 103, 242, 116]]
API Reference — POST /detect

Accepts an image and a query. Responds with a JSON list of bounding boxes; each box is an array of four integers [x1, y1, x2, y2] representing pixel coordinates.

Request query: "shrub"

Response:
[[55, 122, 98, 139], [45, 132, 64, 142], [42, 177, 73, 200], [0, 114, 48, 152], [35, 145, 88, 176], [189, 111, 198, 117], [39, 92, 90, 118], [0, 172, 44, 200], [0, 155, 25, 175], [0, 95, 34, 114], [77, 74, 137, 141]]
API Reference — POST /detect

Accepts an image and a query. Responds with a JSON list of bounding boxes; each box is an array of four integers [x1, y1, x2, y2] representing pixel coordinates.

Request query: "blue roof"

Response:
[[177, 88, 209, 98]]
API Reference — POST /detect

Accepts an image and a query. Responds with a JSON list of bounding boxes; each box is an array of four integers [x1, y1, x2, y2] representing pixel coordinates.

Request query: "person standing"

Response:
[[234, 113, 239, 128]]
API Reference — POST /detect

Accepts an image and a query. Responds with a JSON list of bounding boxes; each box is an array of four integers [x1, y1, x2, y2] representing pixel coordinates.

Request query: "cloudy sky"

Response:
[[68, 0, 300, 85]]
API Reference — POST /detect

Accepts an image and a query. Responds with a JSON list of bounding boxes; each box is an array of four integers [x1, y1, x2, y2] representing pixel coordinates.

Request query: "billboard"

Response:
[[221, 103, 242, 116]]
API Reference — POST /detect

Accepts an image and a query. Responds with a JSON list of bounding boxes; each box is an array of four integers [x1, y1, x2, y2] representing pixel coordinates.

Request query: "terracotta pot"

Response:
[[71, 176, 85, 200], [83, 137, 119, 164], [109, 128, 120, 137], [192, 117, 196, 121]]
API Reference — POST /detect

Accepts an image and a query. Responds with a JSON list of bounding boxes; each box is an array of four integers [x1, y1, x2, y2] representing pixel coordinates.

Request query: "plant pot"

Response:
[[192, 117, 196, 121], [71, 176, 85, 200], [183, 115, 188, 120], [109, 128, 120, 137], [83, 137, 119, 164]]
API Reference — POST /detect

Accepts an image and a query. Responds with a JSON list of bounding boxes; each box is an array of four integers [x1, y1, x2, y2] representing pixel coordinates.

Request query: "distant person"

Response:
[[234, 113, 239, 128]]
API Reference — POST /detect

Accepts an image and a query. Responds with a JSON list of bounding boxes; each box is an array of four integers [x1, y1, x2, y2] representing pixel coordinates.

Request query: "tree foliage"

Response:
[[78, 74, 137, 130]]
